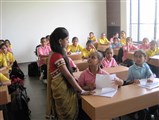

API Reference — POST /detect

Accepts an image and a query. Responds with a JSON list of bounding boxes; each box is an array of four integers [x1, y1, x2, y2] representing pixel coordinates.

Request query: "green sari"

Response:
[[46, 52, 78, 120]]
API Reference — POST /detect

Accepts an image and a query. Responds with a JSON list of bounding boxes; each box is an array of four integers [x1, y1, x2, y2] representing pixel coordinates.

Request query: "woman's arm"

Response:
[[59, 64, 84, 93]]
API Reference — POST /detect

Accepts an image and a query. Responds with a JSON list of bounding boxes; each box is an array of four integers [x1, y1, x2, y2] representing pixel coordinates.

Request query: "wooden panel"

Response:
[[127, 51, 134, 61], [0, 86, 11, 105], [103, 66, 129, 80], [97, 45, 109, 52], [68, 53, 82, 60], [74, 60, 88, 71], [148, 55, 159, 67]]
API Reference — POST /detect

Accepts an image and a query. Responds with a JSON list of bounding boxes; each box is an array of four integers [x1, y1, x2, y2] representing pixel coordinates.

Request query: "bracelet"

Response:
[[81, 90, 86, 94]]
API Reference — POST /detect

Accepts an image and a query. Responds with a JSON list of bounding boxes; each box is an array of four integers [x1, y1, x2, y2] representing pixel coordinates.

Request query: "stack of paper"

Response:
[[93, 74, 117, 97], [139, 78, 159, 89]]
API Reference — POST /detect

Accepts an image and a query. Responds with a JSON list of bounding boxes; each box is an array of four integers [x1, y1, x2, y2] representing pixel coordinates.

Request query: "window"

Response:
[[129, 0, 159, 42]]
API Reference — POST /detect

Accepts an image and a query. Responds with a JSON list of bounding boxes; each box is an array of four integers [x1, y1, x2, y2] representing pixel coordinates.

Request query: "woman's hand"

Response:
[[81, 90, 95, 95]]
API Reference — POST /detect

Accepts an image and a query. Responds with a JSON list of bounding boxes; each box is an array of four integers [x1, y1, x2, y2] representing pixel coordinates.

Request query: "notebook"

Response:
[[139, 78, 159, 89]]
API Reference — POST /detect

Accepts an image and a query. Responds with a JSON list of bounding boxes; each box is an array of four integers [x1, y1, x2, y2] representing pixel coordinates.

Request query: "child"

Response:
[[125, 49, 158, 120], [139, 37, 150, 50], [82, 40, 96, 59], [146, 40, 159, 77], [120, 31, 127, 45], [122, 37, 138, 62], [0, 43, 15, 70], [87, 32, 98, 48], [78, 51, 123, 91], [146, 40, 159, 61], [67, 37, 83, 54], [98, 33, 110, 45], [102, 48, 118, 68], [110, 37, 122, 49], [87, 32, 97, 43], [4, 39, 12, 52], [37, 37, 51, 83], [109, 32, 120, 43]]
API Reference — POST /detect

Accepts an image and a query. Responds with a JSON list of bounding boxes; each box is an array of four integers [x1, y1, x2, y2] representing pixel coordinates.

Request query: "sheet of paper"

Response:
[[94, 88, 117, 97], [94, 74, 117, 97], [139, 78, 159, 89], [95, 74, 116, 89]]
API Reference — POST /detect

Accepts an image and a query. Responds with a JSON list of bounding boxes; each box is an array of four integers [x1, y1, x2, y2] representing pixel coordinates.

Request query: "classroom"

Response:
[[1, 0, 159, 120]]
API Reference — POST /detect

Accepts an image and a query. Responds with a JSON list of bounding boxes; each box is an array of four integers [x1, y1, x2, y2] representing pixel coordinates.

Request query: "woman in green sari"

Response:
[[46, 27, 92, 120]]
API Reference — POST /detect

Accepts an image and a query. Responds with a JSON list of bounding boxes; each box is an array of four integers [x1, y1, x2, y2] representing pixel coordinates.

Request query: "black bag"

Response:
[[28, 62, 40, 77], [7, 83, 31, 120], [10, 66, 25, 80]]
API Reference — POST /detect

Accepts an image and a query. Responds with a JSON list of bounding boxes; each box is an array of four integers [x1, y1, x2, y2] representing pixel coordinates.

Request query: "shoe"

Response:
[[43, 79, 47, 84], [39, 73, 43, 80]]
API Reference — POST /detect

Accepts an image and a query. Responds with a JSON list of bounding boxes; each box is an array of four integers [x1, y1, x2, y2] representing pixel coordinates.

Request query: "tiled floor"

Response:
[[19, 63, 135, 120]]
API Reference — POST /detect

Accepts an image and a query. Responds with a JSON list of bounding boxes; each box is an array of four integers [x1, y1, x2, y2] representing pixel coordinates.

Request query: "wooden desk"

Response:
[[0, 86, 11, 105], [103, 66, 129, 80], [148, 55, 159, 67], [68, 53, 82, 60], [0, 111, 3, 120], [81, 84, 159, 120], [97, 45, 109, 52], [127, 51, 134, 61], [74, 59, 88, 71]]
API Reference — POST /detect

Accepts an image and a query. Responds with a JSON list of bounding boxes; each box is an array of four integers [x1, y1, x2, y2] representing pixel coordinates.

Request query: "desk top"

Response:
[[103, 66, 129, 74], [68, 53, 82, 60], [81, 84, 159, 120], [148, 55, 159, 67], [0, 86, 11, 105]]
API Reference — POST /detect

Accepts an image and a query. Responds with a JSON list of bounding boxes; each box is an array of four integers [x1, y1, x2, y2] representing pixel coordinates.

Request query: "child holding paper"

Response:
[[78, 51, 123, 91], [125, 49, 158, 120]]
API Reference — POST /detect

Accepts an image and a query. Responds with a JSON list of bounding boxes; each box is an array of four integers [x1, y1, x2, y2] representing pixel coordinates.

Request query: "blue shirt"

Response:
[[126, 63, 153, 83], [110, 43, 122, 49]]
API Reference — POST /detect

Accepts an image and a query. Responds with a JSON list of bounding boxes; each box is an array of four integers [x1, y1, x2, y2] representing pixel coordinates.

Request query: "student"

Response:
[[46, 27, 92, 120], [78, 51, 123, 90], [4, 39, 12, 52], [98, 33, 110, 45], [88, 32, 98, 48], [87, 32, 97, 43], [37, 37, 51, 83], [125, 50, 158, 120], [82, 40, 96, 59], [67, 37, 83, 54], [139, 37, 150, 50], [120, 30, 127, 45], [102, 47, 118, 68], [0, 43, 15, 70], [109, 32, 120, 43], [122, 37, 138, 62], [146, 40, 159, 61], [146, 40, 159, 77], [110, 37, 122, 49]]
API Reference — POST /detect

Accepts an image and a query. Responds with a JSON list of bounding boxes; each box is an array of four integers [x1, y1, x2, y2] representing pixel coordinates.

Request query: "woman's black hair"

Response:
[[50, 27, 72, 73]]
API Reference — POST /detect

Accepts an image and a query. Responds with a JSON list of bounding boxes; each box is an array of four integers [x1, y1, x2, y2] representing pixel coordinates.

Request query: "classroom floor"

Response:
[[19, 63, 136, 120]]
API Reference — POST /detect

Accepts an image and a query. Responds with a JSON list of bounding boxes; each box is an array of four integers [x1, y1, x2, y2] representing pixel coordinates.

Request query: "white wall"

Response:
[[0, 0, 106, 63]]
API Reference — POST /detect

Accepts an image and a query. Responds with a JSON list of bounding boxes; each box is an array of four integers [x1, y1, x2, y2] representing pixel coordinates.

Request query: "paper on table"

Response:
[[95, 74, 116, 89], [93, 74, 117, 97], [94, 87, 117, 97], [139, 78, 159, 89]]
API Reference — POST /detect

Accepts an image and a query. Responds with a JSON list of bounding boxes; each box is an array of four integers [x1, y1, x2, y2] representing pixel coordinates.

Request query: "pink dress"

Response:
[[102, 57, 118, 68], [78, 68, 108, 87]]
